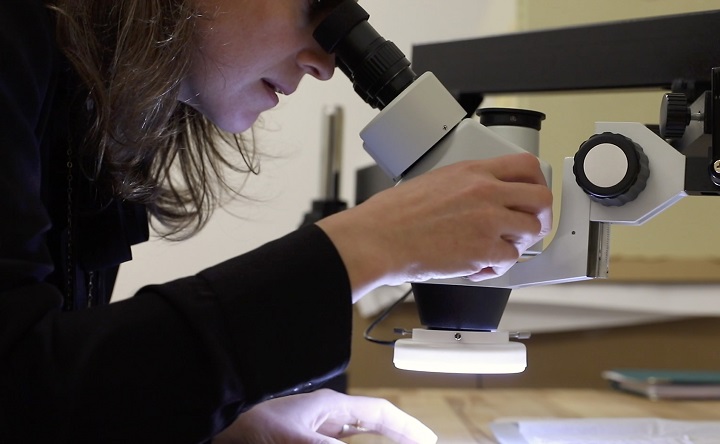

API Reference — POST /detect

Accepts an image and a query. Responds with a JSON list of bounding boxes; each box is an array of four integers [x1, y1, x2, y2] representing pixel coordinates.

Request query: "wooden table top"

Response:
[[346, 387, 720, 443]]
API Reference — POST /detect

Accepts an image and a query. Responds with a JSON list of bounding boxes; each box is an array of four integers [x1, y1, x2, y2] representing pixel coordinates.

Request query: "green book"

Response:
[[602, 368, 720, 400]]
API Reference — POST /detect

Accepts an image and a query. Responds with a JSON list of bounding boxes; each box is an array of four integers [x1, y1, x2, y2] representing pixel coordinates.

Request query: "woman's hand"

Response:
[[317, 152, 553, 301], [211, 388, 438, 444]]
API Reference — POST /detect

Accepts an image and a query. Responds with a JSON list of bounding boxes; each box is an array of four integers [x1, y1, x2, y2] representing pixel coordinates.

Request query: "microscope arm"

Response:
[[456, 121, 688, 289]]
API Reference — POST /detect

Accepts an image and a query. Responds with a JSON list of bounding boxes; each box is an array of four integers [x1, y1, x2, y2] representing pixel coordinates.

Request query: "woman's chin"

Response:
[[210, 111, 258, 134], [179, 101, 256, 134]]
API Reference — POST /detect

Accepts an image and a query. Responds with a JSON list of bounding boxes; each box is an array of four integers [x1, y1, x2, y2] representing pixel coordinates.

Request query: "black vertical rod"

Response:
[[712, 67, 720, 187]]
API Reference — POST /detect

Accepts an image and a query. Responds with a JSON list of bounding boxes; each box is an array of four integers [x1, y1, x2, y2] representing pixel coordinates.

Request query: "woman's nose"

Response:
[[298, 49, 336, 81]]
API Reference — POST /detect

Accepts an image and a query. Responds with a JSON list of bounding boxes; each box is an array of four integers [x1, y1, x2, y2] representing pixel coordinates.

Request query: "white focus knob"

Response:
[[573, 132, 650, 206]]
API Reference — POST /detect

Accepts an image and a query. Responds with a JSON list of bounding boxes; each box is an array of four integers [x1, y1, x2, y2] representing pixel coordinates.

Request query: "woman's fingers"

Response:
[[317, 392, 438, 444]]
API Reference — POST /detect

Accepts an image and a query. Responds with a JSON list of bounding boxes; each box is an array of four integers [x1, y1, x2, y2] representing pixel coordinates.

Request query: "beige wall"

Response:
[[518, 0, 720, 29]]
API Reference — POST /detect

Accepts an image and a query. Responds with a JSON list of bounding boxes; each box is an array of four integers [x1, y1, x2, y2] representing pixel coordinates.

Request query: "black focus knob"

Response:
[[573, 132, 650, 207], [659, 93, 690, 139]]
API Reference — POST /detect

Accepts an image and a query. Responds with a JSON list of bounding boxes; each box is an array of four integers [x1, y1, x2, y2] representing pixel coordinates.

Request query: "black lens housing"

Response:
[[313, 1, 417, 109]]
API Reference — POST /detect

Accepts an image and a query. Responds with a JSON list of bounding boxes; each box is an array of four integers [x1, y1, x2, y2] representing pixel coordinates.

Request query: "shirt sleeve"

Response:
[[2, 225, 353, 443], [0, 0, 57, 290]]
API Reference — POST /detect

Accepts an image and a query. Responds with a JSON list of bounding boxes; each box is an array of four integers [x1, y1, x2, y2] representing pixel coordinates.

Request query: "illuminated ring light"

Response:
[[393, 329, 527, 374]]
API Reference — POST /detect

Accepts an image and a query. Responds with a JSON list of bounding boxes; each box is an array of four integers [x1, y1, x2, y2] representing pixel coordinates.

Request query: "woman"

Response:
[[0, 0, 552, 442]]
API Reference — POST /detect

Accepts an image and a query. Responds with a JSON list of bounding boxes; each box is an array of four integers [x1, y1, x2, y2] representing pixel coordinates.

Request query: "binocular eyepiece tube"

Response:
[[313, 0, 417, 110]]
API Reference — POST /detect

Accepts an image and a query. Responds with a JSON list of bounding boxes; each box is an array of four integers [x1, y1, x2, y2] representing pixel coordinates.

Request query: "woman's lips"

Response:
[[259, 80, 279, 107]]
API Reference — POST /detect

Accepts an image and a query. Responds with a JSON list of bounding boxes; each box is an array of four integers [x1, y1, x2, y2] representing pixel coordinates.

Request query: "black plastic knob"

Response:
[[573, 132, 650, 206], [659, 93, 690, 139]]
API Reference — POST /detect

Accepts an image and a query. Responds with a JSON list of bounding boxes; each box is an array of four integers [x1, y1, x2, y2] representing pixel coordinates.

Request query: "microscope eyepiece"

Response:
[[313, 0, 417, 109]]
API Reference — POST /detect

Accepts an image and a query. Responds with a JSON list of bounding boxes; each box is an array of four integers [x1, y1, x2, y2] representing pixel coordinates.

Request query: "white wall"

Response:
[[113, 1, 519, 301]]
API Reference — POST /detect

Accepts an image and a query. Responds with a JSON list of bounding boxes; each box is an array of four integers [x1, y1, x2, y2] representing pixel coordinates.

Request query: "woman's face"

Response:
[[179, 0, 336, 133]]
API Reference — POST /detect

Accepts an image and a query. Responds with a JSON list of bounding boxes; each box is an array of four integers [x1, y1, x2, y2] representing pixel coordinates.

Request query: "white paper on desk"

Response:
[[490, 418, 720, 444]]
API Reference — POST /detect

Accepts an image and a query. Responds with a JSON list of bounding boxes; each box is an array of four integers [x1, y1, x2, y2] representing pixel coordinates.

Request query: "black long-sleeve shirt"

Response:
[[0, 1, 353, 442]]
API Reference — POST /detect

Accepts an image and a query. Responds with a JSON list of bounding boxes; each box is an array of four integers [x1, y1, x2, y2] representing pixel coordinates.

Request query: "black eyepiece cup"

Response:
[[313, 1, 417, 109]]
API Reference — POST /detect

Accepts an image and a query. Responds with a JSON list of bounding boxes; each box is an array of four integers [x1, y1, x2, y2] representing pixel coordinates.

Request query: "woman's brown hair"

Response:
[[48, 0, 258, 239]]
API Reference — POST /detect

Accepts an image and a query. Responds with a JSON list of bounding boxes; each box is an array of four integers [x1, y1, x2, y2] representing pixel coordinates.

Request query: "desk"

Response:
[[347, 388, 720, 443]]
